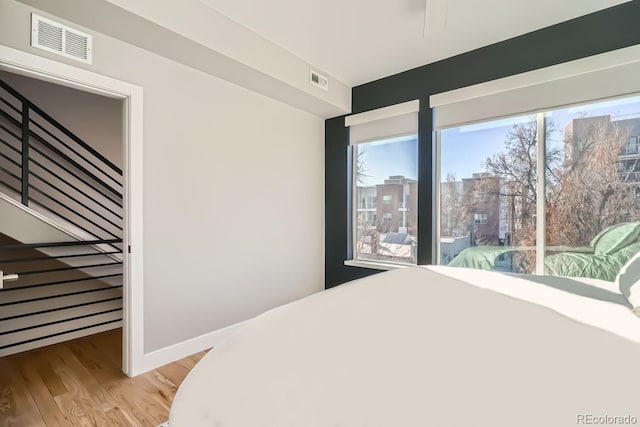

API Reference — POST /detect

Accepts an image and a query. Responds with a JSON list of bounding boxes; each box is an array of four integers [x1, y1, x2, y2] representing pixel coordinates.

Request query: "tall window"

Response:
[[439, 115, 537, 273], [354, 137, 418, 264], [345, 100, 419, 267]]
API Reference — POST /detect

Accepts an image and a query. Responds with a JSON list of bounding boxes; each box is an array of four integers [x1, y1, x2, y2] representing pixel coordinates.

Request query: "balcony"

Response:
[[357, 203, 376, 211], [621, 171, 640, 182], [620, 145, 640, 156]]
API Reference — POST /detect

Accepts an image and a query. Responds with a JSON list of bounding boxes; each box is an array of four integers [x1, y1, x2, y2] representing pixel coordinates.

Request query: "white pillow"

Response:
[[616, 251, 640, 316]]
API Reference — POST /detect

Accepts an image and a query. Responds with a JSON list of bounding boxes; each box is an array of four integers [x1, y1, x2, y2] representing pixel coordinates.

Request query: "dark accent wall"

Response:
[[325, 1, 640, 289]]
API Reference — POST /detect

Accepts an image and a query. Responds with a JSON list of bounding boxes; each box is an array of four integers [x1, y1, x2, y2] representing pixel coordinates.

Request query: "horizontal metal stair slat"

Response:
[[0, 298, 123, 334], [0, 311, 122, 346], [0, 320, 122, 357], [0, 287, 123, 319]]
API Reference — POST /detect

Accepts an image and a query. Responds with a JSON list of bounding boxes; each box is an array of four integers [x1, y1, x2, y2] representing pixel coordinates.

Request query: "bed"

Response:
[[449, 222, 640, 281], [169, 265, 640, 427]]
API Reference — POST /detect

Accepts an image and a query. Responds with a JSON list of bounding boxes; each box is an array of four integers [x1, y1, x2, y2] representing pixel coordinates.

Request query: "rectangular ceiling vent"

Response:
[[310, 70, 329, 91], [31, 14, 92, 64]]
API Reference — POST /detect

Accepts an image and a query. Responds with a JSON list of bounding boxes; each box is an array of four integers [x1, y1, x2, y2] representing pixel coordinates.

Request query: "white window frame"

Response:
[[473, 213, 488, 224]]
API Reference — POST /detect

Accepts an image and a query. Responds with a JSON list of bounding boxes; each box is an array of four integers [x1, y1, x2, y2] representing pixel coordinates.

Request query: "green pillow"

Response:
[[592, 222, 640, 255]]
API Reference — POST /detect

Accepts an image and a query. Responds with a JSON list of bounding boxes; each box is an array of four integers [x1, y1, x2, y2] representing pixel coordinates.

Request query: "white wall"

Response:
[[0, 70, 123, 169], [0, 0, 325, 354]]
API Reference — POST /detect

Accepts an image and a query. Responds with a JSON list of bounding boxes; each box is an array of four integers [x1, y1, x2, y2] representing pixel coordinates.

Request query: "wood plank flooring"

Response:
[[0, 329, 208, 427]]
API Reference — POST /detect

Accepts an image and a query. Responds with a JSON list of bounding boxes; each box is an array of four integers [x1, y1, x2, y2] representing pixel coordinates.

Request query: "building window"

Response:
[[345, 100, 419, 267], [474, 213, 488, 224], [627, 136, 639, 155]]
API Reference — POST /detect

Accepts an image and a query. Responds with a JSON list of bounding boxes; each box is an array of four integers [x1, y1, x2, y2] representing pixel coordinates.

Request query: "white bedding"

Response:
[[170, 266, 640, 427]]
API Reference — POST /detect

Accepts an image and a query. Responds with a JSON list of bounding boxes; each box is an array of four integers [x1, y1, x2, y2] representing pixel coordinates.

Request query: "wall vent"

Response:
[[31, 14, 92, 64], [310, 70, 329, 91]]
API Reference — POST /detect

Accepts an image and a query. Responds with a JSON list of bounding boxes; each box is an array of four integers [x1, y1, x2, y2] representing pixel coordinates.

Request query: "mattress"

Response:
[[169, 266, 640, 427]]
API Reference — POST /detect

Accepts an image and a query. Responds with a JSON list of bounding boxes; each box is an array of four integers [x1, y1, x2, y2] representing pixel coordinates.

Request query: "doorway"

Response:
[[0, 45, 144, 376], [0, 69, 125, 366]]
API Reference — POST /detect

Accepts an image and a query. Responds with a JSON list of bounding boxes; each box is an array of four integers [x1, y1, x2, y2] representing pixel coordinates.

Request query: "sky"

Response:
[[440, 95, 640, 181], [355, 95, 640, 189], [356, 135, 417, 186]]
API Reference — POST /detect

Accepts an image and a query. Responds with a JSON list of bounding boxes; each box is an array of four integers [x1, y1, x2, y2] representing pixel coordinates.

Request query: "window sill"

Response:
[[344, 259, 413, 271]]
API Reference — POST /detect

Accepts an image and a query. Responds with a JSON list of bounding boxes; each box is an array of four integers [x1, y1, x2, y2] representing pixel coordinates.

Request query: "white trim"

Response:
[[429, 44, 640, 129], [344, 259, 412, 271], [429, 44, 640, 108], [0, 45, 143, 377], [345, 100, 420, 127], [535, 112, 546, 275], [138, 322, 244, 374], [350, 145, 357, 261], [435, 129, 442, 264]]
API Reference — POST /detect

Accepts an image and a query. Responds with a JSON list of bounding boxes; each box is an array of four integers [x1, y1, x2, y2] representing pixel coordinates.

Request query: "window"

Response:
[[440, 115, 537, 273], [353, 137, 417, 264], [433, 45, 640, 279], [473, 213, 488, 224], [438, 95, 640, 277], [544, 97, 640, 269], [345, 100, 419, 267], [626, 136, 639, 155]]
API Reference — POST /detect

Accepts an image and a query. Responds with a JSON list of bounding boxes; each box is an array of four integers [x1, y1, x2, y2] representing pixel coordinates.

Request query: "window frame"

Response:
[[431, 45, 640, 275], [344, 100, 420, 270], [473, 213, 488, 225], [348, 135, 418, 269], [435, 94, 640, 275]]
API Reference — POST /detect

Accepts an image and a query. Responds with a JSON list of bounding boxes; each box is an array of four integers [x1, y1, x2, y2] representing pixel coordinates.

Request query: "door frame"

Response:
[[0, 45, 144, 377]]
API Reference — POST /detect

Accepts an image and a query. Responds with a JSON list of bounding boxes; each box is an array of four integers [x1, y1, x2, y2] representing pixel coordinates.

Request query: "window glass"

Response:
[[440, 115, 537, 273], [439, 94, 640, 281], [544, 95, 640, 279], [354, 135, 418, 264]]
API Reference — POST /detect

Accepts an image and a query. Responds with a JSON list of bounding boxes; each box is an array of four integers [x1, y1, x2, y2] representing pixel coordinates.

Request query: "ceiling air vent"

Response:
[[310, 70, 329, 91], [31, 14, 92, 64]]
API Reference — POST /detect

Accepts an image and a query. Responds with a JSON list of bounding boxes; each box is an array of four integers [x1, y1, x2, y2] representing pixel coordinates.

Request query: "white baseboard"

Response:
[[133, 321, 246, 376]]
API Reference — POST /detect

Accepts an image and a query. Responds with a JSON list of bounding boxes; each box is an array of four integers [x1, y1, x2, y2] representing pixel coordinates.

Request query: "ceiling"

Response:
[[199, 0, 630, 87]]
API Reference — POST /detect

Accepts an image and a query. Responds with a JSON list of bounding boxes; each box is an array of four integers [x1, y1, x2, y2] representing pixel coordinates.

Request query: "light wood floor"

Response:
[[0, 329, 208, 427]]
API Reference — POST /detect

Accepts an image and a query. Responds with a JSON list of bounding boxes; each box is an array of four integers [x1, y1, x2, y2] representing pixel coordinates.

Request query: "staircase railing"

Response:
[[0, 79, 123, 251], [0, 239, 123, 355]]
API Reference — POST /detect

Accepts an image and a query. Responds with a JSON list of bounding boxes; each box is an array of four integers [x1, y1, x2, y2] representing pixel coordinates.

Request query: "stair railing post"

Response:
[[21, 101, 29, 206]]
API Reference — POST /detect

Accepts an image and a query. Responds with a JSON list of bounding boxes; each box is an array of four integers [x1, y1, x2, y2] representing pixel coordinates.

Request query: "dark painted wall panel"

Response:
[[326, 1, 640, 288]]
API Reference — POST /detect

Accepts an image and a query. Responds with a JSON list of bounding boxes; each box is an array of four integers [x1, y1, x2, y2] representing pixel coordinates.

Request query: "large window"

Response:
[[438, 94, 640, 280], [345, 100, 419, 267], [433, 45, 640, 280]]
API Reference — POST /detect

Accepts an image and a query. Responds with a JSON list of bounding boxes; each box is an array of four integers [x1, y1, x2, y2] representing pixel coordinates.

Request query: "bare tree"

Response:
[[458, 120, 560, 273], [467, 117, 639, 250], [440, 172, 465, 237], [547, 119, 640, 246], [355, 147, 369, 185], [466, 121, 559, 247]]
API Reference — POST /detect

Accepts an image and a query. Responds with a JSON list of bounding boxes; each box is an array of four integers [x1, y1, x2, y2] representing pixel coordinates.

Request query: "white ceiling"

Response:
[[199, 0, 630, 87]]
